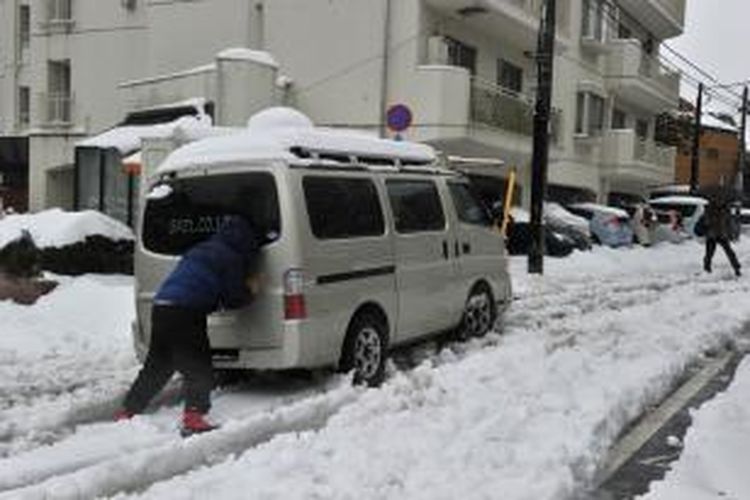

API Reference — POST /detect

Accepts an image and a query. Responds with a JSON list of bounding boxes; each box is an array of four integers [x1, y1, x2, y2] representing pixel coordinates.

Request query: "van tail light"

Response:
[[284, 269, 307, 320]]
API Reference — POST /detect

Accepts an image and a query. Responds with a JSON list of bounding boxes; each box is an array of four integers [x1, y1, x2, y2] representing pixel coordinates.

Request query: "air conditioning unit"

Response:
[[427, 36, 449, 65]]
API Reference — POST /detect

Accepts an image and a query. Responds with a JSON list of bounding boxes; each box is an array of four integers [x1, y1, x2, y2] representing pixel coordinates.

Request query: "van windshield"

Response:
[[142, 172, 280, 256]]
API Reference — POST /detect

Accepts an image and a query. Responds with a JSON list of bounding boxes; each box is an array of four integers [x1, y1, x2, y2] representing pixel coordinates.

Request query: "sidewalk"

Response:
[[639, 353, 750, 499]]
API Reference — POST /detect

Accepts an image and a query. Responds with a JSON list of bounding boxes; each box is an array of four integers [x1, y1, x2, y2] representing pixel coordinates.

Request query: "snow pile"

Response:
[[0, 275, 136, 458], [77, 113, 213, 155], [0, 209, 133, 249], [640, 358, 750, 500]]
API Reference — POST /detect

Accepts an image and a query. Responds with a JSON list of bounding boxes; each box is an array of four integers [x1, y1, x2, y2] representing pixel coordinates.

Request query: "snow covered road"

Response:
[[2, 238, 750, 499]]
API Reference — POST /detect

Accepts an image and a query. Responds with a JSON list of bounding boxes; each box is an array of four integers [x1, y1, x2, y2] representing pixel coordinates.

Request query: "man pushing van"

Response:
[[115, 215, 262, 436]]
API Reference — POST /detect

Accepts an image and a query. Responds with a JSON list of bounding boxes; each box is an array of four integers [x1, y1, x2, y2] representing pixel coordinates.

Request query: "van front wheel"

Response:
[[340, 313, 387, 387]]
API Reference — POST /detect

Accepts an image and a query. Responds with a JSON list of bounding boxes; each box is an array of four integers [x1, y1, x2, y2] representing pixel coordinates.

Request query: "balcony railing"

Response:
[[470, 78, 560, 142], [41, 92, 74, 125], [634, 137, 675, 168], [604, 129, 675, 179]]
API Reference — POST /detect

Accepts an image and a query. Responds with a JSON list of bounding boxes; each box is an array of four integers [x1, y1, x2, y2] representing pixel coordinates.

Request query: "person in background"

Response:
[[115, 215, 262, 436], [703, 191, 741, 277]]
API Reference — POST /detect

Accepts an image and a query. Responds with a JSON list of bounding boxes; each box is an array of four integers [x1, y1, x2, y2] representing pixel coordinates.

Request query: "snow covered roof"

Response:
[[701, 113, 738, 133], [217, 48, 279, 68], [544, 202, 590, 232], [157, 108, 437, 175], [568, 202, 630, 218], [76, 114, 213, 155], [0, 209, 134, 249], [649, 195, 708, 206]]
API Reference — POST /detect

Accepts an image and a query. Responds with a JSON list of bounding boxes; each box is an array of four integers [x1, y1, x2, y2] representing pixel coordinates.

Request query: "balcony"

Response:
[[616, 0, 685, 39], [40, 0, 75, 34], [422, 0, 564, 50], [602, 129, 676, 184], [40, 92, 74, 127], [605, 39, 679, 113]]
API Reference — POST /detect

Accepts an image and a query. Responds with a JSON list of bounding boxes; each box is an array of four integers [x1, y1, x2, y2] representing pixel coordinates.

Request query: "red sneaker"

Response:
[[180, 409, 218, 437], [113, 409, 134, 421]]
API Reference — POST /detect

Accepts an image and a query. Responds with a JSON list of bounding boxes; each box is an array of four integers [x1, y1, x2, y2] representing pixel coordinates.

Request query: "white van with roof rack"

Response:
[[133, 108, 512, 386]]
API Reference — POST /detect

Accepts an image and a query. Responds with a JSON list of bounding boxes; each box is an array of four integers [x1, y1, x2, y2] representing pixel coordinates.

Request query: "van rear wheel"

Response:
[[340, 313, 387, 387], [456, 284, 496, 341]]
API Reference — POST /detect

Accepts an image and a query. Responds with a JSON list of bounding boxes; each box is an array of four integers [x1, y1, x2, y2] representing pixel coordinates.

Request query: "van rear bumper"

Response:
[[132, 317, 325, 371]]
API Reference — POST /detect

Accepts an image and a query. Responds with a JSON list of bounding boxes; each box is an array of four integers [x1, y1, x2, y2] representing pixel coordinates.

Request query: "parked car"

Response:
[[543, 202, 592, 251], [506, 208, 576, 257], [648, 195, 708, 238], [565, 203, 634, 247], [622, 202, 660, 246], [134, 108, 513, 386]]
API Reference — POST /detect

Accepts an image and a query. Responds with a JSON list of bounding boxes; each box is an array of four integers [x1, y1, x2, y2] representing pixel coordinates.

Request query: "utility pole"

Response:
[[738, 86, 748, 202], [689, 82, 703, 196], [528, 0, 556, 274]]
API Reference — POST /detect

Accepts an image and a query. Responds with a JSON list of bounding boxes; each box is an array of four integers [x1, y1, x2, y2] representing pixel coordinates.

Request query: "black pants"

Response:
[[124, 304, 213, 413], [704, 237, 741, 273]]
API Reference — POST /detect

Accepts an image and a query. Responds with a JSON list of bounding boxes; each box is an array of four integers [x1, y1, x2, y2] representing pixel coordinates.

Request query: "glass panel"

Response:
[[386, 180, 445, 233], [448, 182, 492, 226], [303, 176, 385, 239], [142, 172, 280, 256], [102, 150, 129, 225], [76, 148, 101, 211]]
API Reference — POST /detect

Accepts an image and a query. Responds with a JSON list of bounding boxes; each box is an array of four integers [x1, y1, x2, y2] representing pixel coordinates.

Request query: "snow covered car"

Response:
[[565, 203, 634, 247], [506, 208, 576, 257], [648, 195, 708, 239], [133, 108, 513, 386], [543, 202, 592, 251]]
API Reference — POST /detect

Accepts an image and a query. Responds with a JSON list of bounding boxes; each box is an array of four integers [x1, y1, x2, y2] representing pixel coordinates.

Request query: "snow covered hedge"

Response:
[[0, 209, 134, 276]]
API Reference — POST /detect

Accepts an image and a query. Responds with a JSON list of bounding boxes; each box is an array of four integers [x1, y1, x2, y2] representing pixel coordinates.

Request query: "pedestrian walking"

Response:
[[115, 215, 262, 436], [702, 189, 741, 277]]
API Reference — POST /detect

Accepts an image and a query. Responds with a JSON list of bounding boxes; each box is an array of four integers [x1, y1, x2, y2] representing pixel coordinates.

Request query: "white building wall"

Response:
[[264, 0, 387, 130]]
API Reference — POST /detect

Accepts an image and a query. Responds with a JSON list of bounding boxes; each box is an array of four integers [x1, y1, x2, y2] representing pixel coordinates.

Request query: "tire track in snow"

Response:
[[2, 266, 746, 497], [0, 383, 361, 500]]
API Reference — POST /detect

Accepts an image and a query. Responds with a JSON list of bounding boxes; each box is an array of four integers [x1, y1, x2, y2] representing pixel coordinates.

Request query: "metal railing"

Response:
[[634, 137, 675, 169], [470, 78, 561, 142], [43, 93, 73, 125]]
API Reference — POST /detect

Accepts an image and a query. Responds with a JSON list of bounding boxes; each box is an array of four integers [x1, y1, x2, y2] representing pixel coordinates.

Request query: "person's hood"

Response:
[[215, 216, 258, 254]]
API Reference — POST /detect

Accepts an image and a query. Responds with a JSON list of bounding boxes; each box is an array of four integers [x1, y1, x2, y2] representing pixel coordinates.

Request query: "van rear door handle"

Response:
[[442, 241, 449, 259]]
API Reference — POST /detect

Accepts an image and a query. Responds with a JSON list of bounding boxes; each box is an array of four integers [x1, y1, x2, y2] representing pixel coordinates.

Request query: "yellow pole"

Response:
[[499, 167, 517, 236]]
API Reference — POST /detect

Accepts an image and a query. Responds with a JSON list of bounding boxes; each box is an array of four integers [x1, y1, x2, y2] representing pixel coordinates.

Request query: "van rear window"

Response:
[[142, 172, 279, 255], [303, 176, 385, 239]]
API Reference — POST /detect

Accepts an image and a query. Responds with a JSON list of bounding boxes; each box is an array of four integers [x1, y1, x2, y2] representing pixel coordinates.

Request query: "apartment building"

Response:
[[0, 0, 685, 221]]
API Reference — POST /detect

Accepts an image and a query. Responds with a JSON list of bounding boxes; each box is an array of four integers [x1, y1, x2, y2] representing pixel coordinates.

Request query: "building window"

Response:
[[611, 108, 627, 129], [19, 5, 30, 49], [48, 60, 71, 123], [575, 91, 605, 136], [497, 59, 523, 94], [705, 148, 720, 160], [588, 94, 605, 134], [446, 37, 477, 75], [575, 92, 586, 134], [18, 86, 30, 127], [635, 119, 649, 139], [47, 0, 72, 21], [581, 0, 605, 41]]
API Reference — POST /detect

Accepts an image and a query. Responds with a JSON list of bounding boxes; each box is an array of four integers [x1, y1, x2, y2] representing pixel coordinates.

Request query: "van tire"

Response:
[[339, 312, 388, 387], [455, 283, 496, 341]]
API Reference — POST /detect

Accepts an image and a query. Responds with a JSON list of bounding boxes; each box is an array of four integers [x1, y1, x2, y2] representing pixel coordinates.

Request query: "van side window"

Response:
[[386, 180, 445, 233], [303, 176, 385, 239], [448, 182, 492, 226]]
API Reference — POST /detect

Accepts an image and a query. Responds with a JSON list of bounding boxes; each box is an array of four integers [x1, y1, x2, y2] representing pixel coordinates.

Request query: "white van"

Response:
[[132, 109, 512, 386]]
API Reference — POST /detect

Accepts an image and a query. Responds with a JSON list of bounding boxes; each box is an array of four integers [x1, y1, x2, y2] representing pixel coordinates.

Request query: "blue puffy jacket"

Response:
[[155, 217, 260, 312]]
